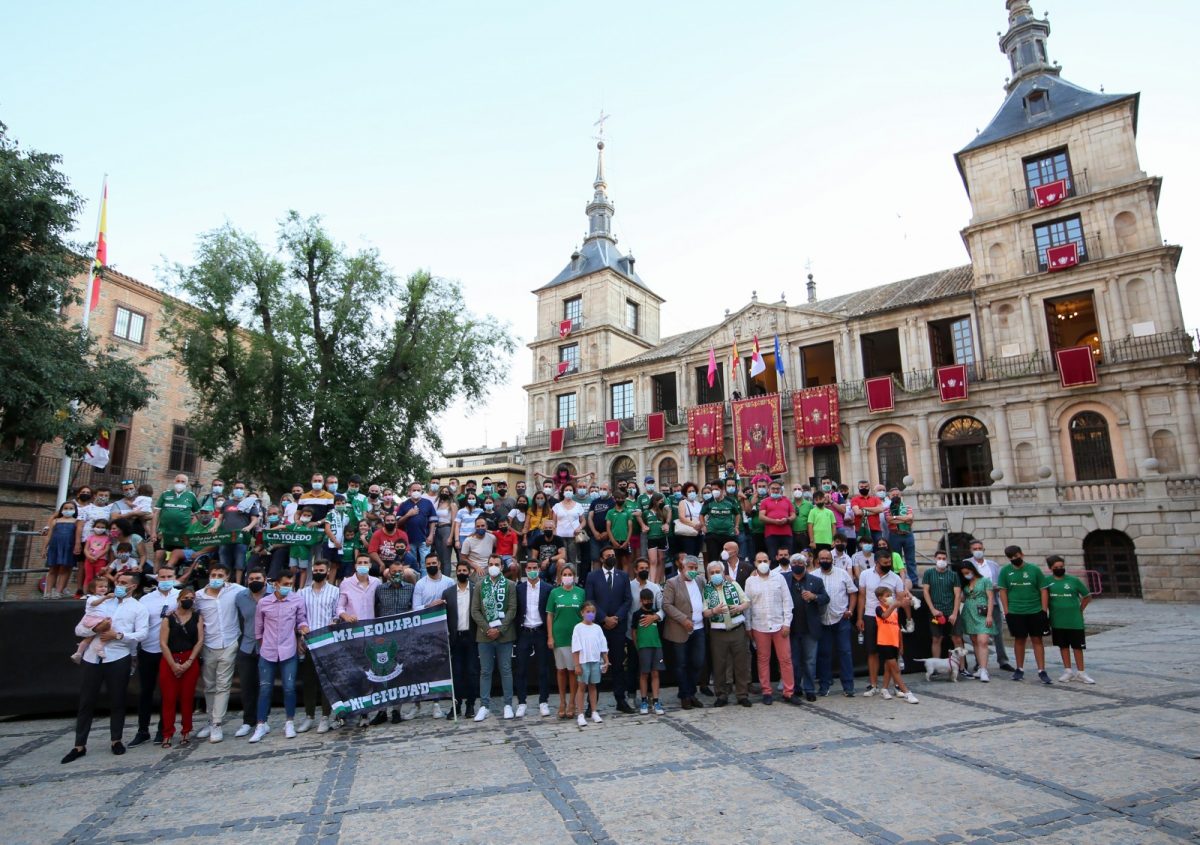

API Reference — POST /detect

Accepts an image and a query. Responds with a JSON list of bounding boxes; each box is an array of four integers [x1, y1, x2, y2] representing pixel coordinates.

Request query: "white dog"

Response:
[[917, 646, 968, 682]]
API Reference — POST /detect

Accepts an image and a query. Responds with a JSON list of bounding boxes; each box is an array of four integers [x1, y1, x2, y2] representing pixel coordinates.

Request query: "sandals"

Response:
[[161, 739, 172, 749], [556, 704, 566, 719], [179, 734, 190, 747]]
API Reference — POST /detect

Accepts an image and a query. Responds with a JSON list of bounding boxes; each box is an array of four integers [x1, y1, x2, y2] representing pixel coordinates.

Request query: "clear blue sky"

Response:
[[3, 1, 1196, 457]]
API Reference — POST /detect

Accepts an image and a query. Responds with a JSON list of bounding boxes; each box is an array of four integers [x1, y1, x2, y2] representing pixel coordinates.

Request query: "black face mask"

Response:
[[426, 565, 439, 575], [311, 572, 328, 582], [636, 570, 649, 580], [248, 581, 265, 593], [1010, 557, 1024, 566], [603, 558, 615, 569], [819, 560, 833, 571], [456, 573, 470, 583], [78, 492, 93, 502], [1051, 568, 1066, 577], [368, 492, 379, 500], [179, 598, 195, 610], [858, 487, 869, 495]]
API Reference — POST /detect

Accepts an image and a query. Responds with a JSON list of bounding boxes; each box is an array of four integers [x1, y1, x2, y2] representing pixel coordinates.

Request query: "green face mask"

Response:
[[685, 570, 698, 581]]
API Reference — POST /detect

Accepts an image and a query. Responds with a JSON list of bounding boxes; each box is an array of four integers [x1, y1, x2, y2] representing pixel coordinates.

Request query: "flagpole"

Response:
[[55, 174, 107, 510]]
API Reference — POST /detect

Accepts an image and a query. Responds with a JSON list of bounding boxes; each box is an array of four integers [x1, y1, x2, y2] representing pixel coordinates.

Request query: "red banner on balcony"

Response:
[[1046, 242, 1079, 271], [647, 412, 666, 443], [687, 404, 724, 457], [792, 385, 840, 447], [1034, 179, 1068, 209], [865, 376, 894, 413], [733, 395, 787, 476], [1057, 346, 1098, 388], [553, 360, 570, 381], [549, 428, 566, 453], [604, 420, 621, 447], [937, 364, 969, 403], [559, 319, 573, 338]]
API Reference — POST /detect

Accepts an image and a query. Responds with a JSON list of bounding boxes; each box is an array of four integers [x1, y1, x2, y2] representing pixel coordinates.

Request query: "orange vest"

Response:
[[876, 606, 901, 647]]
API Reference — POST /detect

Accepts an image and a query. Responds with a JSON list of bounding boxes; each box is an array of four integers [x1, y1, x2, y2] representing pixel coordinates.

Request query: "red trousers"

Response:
[[159, 652, 200, 739], [83, 559, 108, 587]]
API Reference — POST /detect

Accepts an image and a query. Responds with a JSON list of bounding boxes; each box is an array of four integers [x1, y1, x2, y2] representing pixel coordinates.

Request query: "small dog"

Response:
[[917, 646, 968, 682]]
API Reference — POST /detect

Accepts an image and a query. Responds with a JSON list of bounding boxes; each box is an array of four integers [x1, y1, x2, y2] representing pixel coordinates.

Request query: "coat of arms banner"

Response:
[[732, 395, 787, 476], [791, 385, 840, 447], [687, 403, 724, 457]]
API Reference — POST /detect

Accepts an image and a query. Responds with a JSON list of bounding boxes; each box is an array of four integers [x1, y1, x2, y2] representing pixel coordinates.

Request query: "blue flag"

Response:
[[773, 334, 785, 374]]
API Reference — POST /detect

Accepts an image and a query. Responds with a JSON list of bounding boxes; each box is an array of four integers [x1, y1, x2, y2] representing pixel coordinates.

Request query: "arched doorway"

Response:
[[611, 456, 637, 490], [813, 445, 842, 485], [937, 532, 976, 566], [938, 417, 994, 488], [1069, 412, 1116, 480], [875, 432, 908, 490], [1083, 530, 1140, 597], [657, 457, 679, 487]]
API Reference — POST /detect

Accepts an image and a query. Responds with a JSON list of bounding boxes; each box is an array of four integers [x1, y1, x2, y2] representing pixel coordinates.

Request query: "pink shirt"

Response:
[[254, 592, 309, 662], [758, 496, 794, 537], [337, 575, 381, 620]]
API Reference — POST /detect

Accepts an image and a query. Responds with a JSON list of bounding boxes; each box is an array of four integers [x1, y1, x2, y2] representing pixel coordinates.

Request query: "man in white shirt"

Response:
[[413, 553, 449, 610], [964, 540, 1015, 672], [461, 518, 497, 574], [131, 565, 180, 747], [193, 562, 248, 743], [514, 560, 553, 718], [858, 551, 906, 696], [297, 559, 340, 733], [444, 561, 479, 718], [744, 551, 796, 704], [813, 549, 858, 697], [62, 572, 149, 764]]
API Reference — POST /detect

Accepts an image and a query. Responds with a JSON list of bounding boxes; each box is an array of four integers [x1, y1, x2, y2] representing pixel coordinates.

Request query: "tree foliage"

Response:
[[161, 212, 514, 491], [0, 120, 153, 455]]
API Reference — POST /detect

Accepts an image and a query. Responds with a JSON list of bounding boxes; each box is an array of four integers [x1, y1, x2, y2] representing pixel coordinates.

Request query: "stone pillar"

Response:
[[1019, 293, 1037, 355], [1174, 385, 1200, 472], [979, 304, 995, 365], [916, 412, 935, 489], [637, 447, 648, 485], [992, 402, 1015, 483], [848, 419, 862, 484], [837, 326, 851, 383], [1105, 275, 1127, 340], [848, 326, 863, 381], [1124, 387, 1151, 475], [1154, 266, 1186, 334], [1033, 401, 1055, 479]]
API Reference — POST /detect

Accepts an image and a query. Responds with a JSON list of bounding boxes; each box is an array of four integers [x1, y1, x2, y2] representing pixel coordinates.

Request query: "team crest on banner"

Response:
[[937, 364, 969, 403], [364, 637, 404, 682], [604, 420, 621, 447], [732, 395, 786, 476], [687, 404, 724, 457], [791, 385, 840, 447]]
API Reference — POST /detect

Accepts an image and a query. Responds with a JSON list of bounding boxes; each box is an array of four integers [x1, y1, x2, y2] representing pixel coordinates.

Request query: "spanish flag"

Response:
[[87, 180, 108, 313], [732, 339, 740, 370]]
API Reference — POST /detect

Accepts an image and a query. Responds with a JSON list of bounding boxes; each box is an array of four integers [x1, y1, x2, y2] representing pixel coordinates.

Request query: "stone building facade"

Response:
[[521, 1, 1198, 601]]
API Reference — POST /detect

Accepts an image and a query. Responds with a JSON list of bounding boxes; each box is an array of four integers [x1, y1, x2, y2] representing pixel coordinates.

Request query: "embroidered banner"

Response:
[[792, 385, 840, 447], [646, 412, 666, 443], [604, 420, 621, 447], [1046, 242, 1079, 271], [732, 394, 787, 476], [1033, 179, 1067, 208], [937, 364, 969, 403], [1057, 346, 1098, 388], [548, 428, 565, 453], [865, 376, 895, 413], [687, 404, 724, 457]]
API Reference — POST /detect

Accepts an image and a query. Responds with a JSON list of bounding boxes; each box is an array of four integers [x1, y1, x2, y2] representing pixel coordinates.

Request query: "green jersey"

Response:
[[633, 611, 663, 649], [547, 586, 585, 645], [1047, 574, 1089, 630], [155, 490, 200, 536], [807, 505, 836, 545], [921, 567, 960, 614], [701, 496, 740, 535], [998, 563, 1048, 615], [641, 505, 665, 539], [606, 501, 636, 544]]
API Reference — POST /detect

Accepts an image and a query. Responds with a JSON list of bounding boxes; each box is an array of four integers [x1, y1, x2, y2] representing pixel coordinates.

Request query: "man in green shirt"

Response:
[[153, 472, 200, 563], [1045, 554, 1094, 684], [921, 551, 963, 658], [701, 486, 741, 564], [605, 491, 637, 568], [997, 544, 1051, 684], [807, 492, 837, 550]]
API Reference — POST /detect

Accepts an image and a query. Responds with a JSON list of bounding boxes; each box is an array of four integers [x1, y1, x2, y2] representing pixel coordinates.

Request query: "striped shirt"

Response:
[[298, 582, 340, 631], [375, 582, 415, 617]]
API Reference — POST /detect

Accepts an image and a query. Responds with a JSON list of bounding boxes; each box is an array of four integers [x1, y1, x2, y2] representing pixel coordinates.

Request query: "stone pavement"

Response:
[[2, 599, 1199, 845]]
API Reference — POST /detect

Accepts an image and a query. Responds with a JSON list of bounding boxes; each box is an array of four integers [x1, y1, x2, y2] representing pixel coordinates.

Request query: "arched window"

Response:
[[657, 457, 679, 487], [938, 416, 993, 488], [875, 433, 908, 490], [610, 456, 637, 489], [1069, 412, 1116, 481], [937, 532, 976, 566], [1083, 530, 1140, 597], [813, 445, 842, 485]]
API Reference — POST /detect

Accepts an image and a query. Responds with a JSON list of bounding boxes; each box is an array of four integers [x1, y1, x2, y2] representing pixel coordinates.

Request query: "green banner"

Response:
[[262, 525, 326, 548], [162, 529, 248, 550]]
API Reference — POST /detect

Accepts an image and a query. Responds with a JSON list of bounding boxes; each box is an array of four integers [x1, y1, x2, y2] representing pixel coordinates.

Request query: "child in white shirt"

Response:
[[571, 600, 609, 727]]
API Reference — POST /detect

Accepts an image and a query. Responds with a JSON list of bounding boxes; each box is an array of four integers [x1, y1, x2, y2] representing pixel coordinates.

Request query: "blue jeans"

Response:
[[892, 531, 917, 583], [257, 655, 298, 723], [477, 640, 513, 710], [220, 542, 248, 574], [790, 628, 820, 694], [818, 618, 855, 693], [672, 629, 706, 700]]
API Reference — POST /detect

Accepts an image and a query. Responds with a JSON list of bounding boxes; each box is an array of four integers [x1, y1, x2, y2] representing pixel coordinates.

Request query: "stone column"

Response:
[[992, 402, 1015, 483], [1124, 387, 1151, 475], [848, 326, 863, 380], [979, 304, 995, 366], [1174, 385, 1200, 472], [637, 447, 648, 485], [1105, 275, 1127, 340], [837, 326, 851, 383], [1154, 267, 1186, 334], [848, 419, 862, 484], [1032, 400, 1055, 475], [916, 412, 935, 489], [1019, 293, 1037, 355]]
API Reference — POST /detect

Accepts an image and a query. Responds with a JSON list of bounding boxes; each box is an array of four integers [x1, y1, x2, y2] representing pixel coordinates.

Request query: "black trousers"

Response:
[[514, 625, 551, 704], [602, 625, 629, 702], [449, 630, 479, 707], [75, 655, 132, 748], [236, 651, 259, 727], [135, 647, 163, 735]]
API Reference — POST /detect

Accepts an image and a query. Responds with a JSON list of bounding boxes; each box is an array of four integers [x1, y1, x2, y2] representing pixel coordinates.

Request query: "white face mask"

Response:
[[174, 482, 186, 493], [487, 565, 501, 578], [972, 550, 985, 560], [720, 550, 730, 561], [962, 571, 975, 581], [311, 482, 323, 491], [757, 562, 770, 575], [561, 576, 574, 587], [935, 559, 948, 570]]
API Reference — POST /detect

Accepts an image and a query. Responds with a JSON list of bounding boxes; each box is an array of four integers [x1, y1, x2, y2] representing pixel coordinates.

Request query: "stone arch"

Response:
[[988, 242, 1006, 277], [1054, 400, 1128, 481], [937, 416, 993, 488], [1124, 277, 1152, 325], [865, 423, 913, 489], [1114, 210, 1138, 254], [1151, 428, 1180, 473], [655, 454, 680, 487], [1083, 529, 1140, 597], [610, 455, 637, 489], [1013, 441, 1038, 483]]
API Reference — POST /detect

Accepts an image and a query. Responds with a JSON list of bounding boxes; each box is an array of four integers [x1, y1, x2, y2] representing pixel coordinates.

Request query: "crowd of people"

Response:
[[48, 463, 1097, 764]]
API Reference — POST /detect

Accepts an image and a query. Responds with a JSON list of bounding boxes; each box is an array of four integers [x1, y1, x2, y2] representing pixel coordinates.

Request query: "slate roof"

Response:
[[536, 237, 659, 298]]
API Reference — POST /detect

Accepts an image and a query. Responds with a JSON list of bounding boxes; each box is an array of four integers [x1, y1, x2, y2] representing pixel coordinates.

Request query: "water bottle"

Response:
[[857, 630, 864, 645]]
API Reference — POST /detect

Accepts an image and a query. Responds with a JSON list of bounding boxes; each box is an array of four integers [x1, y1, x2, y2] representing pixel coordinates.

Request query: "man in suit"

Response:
[[662, 554, 707, 710], [585, 547, 634, 713], [442, 560, 479, 719], [514, 557, 553, 718], [787, 552, 831, 702], [720, 540, 755, 588]]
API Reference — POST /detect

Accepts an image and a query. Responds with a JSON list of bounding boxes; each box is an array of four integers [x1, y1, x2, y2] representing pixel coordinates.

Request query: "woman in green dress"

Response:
[[958, 560, 998, 682], [546, 564, 586, 719]]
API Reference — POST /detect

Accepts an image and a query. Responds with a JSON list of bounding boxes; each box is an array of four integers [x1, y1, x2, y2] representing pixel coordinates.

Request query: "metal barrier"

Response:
[[0, 527, 48, 602]]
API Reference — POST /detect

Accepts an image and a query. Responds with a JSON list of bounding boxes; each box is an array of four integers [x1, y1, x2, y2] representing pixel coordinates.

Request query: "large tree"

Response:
[[162, 212, 513, 491], [0, 121, 152, 456]]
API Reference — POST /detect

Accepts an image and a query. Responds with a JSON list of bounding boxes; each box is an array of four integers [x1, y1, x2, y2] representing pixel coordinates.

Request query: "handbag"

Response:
[[673, 520, 698, 537]]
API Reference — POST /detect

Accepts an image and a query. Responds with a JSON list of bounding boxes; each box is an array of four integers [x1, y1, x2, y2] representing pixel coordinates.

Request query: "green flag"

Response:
[[262, 525, 327, 548], [161, 529, 248, 550]]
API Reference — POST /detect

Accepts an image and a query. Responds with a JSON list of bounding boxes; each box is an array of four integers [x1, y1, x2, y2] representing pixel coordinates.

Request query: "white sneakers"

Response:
[[880, 688, 893, 700], [234, 724, 253, 738], [433, 703, 445, 720], [978, 667, 990, 683], [1077, 672, 1096, 684], [196, 725, 212, 739], [863, 686, 877, 697], [208, 724, 224, 743], [1060, 668, 1077, 682], [515, 703, 527, 718], [317, 717, 331, 733], [248, 724, 268, 743], [503, 705, 515, 720], [295, 717, 313, 734], [539, 702, 551, 717], [284, 721, 297, 738], [576, 713, 587, 727], [902, 619, 915, 634], [591, 712, 603, 724], [903, 692, 919, 704], [474, 706, 490, 722]]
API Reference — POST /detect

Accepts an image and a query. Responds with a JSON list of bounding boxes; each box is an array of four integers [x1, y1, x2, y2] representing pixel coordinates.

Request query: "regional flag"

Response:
[[604, 420, 621, 447], [1033, 179, 1067, 209], [87, 180, 109, 313], [937, 364, 969, 403], [773, 335, 785, 375], [749, 336, 766, 378], [83, 429, 111, 469], [1046, 242, 1079, 271]]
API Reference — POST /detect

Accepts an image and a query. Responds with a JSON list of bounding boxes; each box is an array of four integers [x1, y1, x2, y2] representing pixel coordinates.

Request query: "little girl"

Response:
[[571, 600, 609, 727], [83, 518, 112, 586], [874, 586, 919, 704], [71, 577, 114, 664], [45, 501, 80, 599]]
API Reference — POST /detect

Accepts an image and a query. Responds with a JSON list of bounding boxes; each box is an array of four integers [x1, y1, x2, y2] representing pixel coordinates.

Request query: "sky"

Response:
[[3, 0, 1197, 459]]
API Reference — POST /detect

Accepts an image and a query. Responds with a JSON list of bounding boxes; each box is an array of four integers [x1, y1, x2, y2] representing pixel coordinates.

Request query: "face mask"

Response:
[[883, 596, 894, 606], [935, 559, 948, 570], [685, 570, 698, 581], [336, 504, 349, 513], [770, 492, 782, 499], [535, 498, 545, 506], [209, 578, 225, 589], [875, 489, 886, 497], [599, 489, 610, 497], [311, 482, 324, 491], [467, 497, 477, 506], [180, 598, 195, 610], [1052, 568, 1066, 577], [173, 483, 186, 494], [158, 580, 174, 592], [518, 503, 528, 511], [391, 573, 406, 584], [792, 490, 803, 499], [757, 562, 770, 575], [474, 528, 486, 537], [482, 485, 493, 495], [834, 544, 845, 552], [602, 558, 615, 569], [962, 571, 974, 581], [457, 572, 470, 583], [487, 565, 501, 578], [821, 484, 832, 493], [645, 483, 655, 491], [327, 483, 338, 494], [94, 526, 107, 534], [1010, 557, 1024, 567], [724, 486, 736, 494], [312, 571, 328, 582], [248, 581, 265, 593], [278, 586, 292, 596], [449, 484, 459, 493], [563, 491, 574, 500], [708, 573, 725, 586], [819, 558, 833, 571], [686, 491, 697, 502], [583, 611, 596, 623], [636, 570, 649, 580], [426, 565, 440, 576], [232, 489, 245, 500], [702, 492, 713, 501], [198, 515, 214, 526], [124, 490, 136, 499], [803, 492, 813, 500], [410, 491, 422, 500], [368, 492, 380, 500], [213, 499, 226, 510], [562, 576, 575, 587], [972, 550, 985, 560], [299, 517, 312, 524], [720, 550, 730, 561], [817, 501, 826, 508], [356, 565, 370, 576], [268, 514, 281, 524], [211, 485, 224, 495], [63, 509, 76, 517], [859, 487, 869, 495], [527, 570, 539, 580], [484, 503, 494, 512], [543, 486, 553, 494], [756, 487, 767, 496]]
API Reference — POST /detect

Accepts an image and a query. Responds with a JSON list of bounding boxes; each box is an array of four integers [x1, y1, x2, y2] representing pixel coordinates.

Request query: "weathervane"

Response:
[[593, 109, 611, 142]]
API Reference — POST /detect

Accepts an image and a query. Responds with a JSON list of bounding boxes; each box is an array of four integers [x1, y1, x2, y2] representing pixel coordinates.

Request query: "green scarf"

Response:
[[703, 580, 743, 626], [261, 525, 326, 547], [480, 575, 507, 624]]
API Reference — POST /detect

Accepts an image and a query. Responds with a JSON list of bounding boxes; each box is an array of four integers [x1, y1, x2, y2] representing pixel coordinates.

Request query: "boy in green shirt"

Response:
[[605, 492, 637, 568], [997, 544, 1051, 684], [807, 492, 837, 550], [631, 588, 665, 715], [1045, 554, 1094, 684]]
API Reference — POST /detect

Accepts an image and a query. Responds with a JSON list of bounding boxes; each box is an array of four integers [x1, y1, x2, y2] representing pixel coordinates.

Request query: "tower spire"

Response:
[[585, 111, 615, 244], [1000, 1, 1058, 93]]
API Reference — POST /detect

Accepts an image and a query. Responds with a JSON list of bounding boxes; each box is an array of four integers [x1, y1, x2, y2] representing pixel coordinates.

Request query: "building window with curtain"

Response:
[[1069, 411, 1116, 480]]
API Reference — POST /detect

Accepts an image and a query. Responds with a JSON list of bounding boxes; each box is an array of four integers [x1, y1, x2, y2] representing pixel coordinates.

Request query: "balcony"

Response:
[[0, 456, 149, 492], [1022, 232, 1103, 276], [1057, 479, 1144, 502], [553, 316, 585, 336], [1013, 169, 1089, 214], [1099, 330, 1195, 366]]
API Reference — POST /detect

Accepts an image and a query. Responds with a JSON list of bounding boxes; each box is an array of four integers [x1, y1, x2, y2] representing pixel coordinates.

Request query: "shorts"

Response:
[[554, 646, 575, 670], [638, 646, 665, 674], [290, 556, 311, 571], [862, 616, 879, 655], [1007, 611, 1049, 639], [645, 536, 666, 550], [323, 545, 342, 564], [929, 614, 956, 639], [877, 645, 900, 662], [1051, 628, 1086, 650], [577, 660, 602, 685]]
